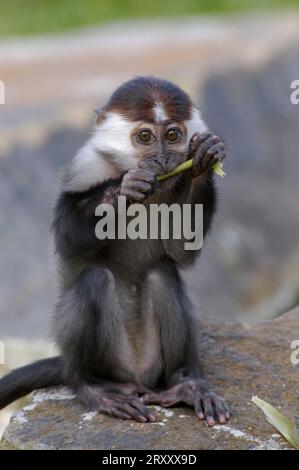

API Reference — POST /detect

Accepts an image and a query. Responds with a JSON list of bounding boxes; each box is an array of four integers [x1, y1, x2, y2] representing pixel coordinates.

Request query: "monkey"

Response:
[[0, 76, 229, 427]]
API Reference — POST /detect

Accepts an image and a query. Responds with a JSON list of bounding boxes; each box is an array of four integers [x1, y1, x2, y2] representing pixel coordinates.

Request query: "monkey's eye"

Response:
[[137, 129, 154, 144], [166, 128, 182, 143]]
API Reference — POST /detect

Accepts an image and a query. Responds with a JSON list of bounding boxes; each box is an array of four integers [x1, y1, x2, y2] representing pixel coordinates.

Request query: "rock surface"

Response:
[[2, 308, 298, 450]]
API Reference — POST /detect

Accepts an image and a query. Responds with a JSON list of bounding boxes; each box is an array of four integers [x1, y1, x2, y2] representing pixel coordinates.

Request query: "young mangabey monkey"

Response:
[[0, 77, 229, 426]]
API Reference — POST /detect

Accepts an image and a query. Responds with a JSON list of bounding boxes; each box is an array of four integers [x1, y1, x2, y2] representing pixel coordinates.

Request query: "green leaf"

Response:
[[252, 395, 299, 450]]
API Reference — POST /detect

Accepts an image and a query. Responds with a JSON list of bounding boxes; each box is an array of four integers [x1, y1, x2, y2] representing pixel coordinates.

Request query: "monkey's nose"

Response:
[[165, 153, 181, 172]]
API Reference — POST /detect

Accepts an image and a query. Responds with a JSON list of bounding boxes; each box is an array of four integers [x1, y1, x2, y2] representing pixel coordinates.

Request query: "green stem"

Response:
[[157, 159, 226, 181]]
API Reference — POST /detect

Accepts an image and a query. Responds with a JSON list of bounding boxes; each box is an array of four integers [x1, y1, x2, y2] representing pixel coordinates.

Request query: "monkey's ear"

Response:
[[94, 107, 105, 123]]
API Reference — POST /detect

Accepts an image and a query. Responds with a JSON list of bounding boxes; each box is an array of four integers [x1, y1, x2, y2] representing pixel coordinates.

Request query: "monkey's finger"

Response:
[[113, 407, 135, 420], [202, 398, 216, 427], [122, 403, 151, 423], [189, 133, 201, 155], [126, 180, 153, 194], [192, 131, 212, 142], [121, 189, 146, 201], [197, 131, 218, 146], [126, 169, 156, 183], [129, 398, 157, 422], [192, 140, 222, 173], [212, 399, 229, 424], [189, 131, 213, 156], [216, 148, 226, 162], [202, 143, 224, 169], [198, 137, 220, 160], [203, 154, 219, 170], [103, 407, 132, 421], [194, 399, 205, 420], [221, 401, 230, 419]]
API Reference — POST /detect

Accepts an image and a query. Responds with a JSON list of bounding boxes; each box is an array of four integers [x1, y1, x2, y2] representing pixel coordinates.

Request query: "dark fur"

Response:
[[0, 170, 216, 408], [55, 172, 216, 379], [0, 357, 62, 409]]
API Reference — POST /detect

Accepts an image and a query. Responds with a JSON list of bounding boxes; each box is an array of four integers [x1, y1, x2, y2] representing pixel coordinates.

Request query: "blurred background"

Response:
[[0, 0, 299, 434]]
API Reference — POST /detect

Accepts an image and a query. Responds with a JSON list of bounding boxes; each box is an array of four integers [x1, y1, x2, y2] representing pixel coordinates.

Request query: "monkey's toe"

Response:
[[200, 395, 230, 426], [99, 392, 157, 423]]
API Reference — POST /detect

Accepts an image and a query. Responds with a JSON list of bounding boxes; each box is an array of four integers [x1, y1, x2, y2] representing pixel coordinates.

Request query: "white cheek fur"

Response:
[[94, 112, 137, 168], [65, 112, 139, 192], [65, 108, 208, 192], [185, 107, 208, 142]]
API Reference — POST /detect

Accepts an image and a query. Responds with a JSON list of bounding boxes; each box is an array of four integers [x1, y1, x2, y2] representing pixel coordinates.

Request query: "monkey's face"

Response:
[[92, 77, 207, 189], [94, 110, 204, 185], [131, 121, 188, 178], [66, 78, 209, 193]]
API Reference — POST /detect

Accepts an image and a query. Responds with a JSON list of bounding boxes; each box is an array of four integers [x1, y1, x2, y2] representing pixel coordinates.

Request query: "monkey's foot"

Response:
[[189, 131, 226, 178], [143, 378, 229, 426], [98, 391, 157, 422], [78, 383, 157, 423]]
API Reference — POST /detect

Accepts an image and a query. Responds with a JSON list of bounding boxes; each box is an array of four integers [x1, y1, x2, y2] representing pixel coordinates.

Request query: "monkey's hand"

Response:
[[120, 169, 157, 202], [143, 378, 229, 426], [189, 131, 226, 178]]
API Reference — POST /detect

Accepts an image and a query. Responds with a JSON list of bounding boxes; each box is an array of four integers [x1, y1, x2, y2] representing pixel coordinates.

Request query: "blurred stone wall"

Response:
[[190, 42, 299, 322]]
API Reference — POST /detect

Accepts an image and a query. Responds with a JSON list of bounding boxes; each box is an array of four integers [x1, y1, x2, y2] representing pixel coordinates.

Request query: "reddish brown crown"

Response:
[[104, 76, 193, 123]]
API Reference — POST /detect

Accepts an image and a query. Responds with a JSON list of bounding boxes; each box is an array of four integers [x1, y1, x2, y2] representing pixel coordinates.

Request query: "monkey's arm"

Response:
[[53, 176, 123, 258], [189, 130, 226, 237], [191, 173, 217, 239], [53, 169, 157, 258]]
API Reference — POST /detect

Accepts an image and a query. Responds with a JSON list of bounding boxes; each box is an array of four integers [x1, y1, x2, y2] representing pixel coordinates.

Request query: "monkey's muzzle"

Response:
[[139, 152, 182, 178]]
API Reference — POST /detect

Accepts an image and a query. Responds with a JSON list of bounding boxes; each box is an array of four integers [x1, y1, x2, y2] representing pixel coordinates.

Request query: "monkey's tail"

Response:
[[0, 356, 63, 409]]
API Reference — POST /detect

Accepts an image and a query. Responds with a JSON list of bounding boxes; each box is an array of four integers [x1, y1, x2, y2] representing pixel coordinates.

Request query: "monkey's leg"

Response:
[[55, 266, 156, 422], [142, 261, 229, 426]]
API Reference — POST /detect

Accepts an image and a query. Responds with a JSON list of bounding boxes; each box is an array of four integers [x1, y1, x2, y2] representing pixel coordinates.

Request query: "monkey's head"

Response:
[[94, 76, 207, 187]]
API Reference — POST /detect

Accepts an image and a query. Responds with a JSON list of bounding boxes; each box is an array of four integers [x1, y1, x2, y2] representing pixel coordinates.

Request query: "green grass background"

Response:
[[0, 0, 298, 37]]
